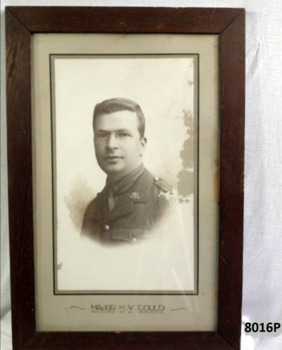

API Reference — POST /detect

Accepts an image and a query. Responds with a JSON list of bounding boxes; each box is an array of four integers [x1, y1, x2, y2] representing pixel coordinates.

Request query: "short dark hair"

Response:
[[93, 98, 145, 138]]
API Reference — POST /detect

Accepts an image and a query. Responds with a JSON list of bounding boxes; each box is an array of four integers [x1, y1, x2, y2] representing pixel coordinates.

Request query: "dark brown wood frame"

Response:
[[6, 6, 245, 350]]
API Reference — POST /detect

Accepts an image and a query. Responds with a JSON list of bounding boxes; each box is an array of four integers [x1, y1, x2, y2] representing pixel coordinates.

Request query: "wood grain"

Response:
[[7, 6, 242, 33], [218, 10, 245, 350], [6, 9, 35, 350]]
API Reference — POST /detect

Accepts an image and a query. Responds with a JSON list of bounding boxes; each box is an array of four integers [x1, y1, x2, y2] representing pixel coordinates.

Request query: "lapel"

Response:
[[103, 168, 154, 223], [106, 194, 134, 222], [95, 188, 108, 221]]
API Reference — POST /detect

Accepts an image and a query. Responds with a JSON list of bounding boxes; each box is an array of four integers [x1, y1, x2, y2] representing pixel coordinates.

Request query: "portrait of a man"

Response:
[[81, 98, 173, 244], [29, 28, 219, 332], [51, 54, 196, 293]]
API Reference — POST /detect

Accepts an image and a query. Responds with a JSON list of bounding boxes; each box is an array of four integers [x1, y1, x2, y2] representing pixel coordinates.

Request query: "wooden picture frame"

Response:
[[6, 6, 245, 350]]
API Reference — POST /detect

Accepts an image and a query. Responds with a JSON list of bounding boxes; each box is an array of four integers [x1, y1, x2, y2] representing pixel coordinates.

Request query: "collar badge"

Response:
[[129, 192, 141, 200]]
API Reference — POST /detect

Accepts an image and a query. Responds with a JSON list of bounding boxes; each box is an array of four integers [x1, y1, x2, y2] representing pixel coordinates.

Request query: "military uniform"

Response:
[[81, 167, 172, 244]]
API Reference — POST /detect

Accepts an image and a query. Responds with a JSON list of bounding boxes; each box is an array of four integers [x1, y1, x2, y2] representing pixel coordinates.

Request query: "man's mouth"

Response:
[[104, 155, 123, 164], [104, 155, 122, 160]]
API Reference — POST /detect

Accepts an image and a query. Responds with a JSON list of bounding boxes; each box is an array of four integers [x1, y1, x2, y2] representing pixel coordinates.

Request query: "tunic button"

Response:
[[104, 224, 110, 231]]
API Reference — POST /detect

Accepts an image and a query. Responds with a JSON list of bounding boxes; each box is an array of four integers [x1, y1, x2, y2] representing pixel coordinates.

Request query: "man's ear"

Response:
[[140, 137, 147, 156]]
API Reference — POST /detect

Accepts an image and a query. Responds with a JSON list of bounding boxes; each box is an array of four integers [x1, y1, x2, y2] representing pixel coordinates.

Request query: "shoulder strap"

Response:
[[153, 176, 173, 193]]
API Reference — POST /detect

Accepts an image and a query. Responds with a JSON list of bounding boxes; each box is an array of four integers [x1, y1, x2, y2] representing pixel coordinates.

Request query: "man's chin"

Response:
[[103, 165, 124, 175]]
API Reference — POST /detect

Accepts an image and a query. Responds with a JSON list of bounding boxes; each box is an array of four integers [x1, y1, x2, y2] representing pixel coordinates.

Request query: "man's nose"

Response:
[[107, 133, 118, 148]]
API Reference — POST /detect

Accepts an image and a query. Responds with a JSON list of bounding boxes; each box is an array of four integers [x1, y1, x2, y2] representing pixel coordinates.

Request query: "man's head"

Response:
[[93, 98, 145, 138], [93, 98, 147, 181]]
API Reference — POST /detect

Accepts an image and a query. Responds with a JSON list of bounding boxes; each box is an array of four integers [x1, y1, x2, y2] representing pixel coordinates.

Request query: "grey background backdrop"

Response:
[[1, 1, 282, 349]]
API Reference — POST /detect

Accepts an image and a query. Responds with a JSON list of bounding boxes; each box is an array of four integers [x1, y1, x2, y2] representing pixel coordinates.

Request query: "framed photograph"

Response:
[[6, 6, 245, 350]]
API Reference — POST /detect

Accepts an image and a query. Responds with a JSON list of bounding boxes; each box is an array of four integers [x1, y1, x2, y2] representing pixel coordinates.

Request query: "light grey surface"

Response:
[[1, 1, 282, 349]]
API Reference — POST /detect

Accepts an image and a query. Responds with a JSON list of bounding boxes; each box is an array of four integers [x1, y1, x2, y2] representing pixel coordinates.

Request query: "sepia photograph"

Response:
[[51, 54, 198, 294], [4, 7, 246, 347]]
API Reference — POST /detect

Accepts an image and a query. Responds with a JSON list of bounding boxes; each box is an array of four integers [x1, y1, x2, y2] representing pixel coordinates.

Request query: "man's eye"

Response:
[[118, 132, 130, 138], [97, 133, 107, 138]]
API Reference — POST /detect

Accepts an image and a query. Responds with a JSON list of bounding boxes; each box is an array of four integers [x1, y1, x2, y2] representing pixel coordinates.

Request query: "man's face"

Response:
[[94, 110, 146, 181]]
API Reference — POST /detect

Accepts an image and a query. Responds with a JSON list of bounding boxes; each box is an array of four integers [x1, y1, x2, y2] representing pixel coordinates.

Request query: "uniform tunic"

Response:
[[81, 167, 172, 244]]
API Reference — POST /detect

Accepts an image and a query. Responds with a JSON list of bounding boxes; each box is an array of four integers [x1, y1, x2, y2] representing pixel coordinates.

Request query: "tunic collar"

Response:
[[106, 163, 144, 195]]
